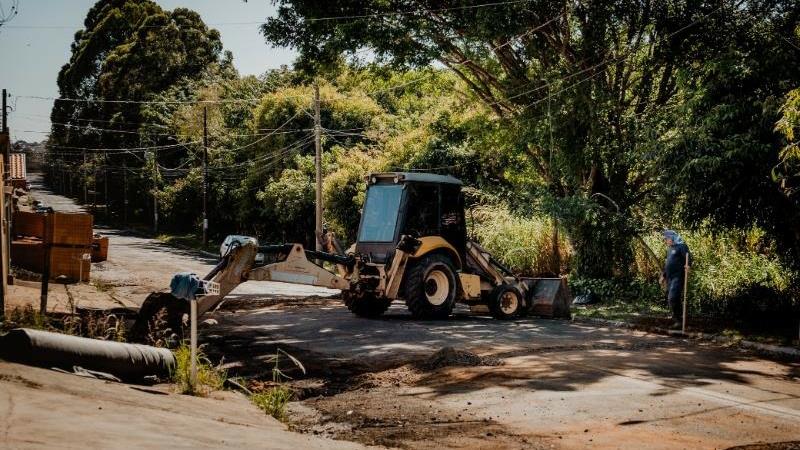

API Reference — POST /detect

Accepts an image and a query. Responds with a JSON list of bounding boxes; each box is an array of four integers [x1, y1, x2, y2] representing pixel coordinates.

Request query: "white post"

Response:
[[190, 297, 198, 390], [682, 253, 689, 334]]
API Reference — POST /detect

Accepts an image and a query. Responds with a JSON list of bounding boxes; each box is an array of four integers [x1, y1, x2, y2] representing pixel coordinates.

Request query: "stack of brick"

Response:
[[11, 211, 94, 282], [10, 211, 45, 270], [91, 235, 109, 262]]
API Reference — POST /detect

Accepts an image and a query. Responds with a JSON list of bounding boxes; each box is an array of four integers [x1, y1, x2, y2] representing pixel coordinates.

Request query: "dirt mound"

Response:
[[420, 347, 502, 370]]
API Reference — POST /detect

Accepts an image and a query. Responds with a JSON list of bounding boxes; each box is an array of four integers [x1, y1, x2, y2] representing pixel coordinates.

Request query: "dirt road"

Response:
[[8, 175, 800, 449]]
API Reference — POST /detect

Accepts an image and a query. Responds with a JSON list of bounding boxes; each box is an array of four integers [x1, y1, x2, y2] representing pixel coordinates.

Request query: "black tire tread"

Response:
[[404, 253, 457, 320], [344, 292, 392, 318]]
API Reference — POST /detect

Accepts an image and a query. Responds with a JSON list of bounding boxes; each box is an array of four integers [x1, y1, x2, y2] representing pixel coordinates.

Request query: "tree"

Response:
[[661, 9, 800, 268], [49, 0, 225, 224], [262, 0, 770, 277]]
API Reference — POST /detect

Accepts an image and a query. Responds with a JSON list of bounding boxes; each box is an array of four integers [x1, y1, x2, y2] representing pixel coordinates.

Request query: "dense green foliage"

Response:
[[45, 0, 800, 323]]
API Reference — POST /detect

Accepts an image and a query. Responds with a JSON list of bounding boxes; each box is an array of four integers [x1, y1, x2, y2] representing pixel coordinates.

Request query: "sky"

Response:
[[0, 0, 297, 142]]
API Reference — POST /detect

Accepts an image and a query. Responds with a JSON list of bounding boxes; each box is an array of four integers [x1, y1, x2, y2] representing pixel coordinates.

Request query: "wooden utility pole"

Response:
[[92, 159, 97, 213], [1, 89, 9, 315], [104, 153, 109, 221], [82, 149, 87, 204], [314, 83, 323, 253], [0, 160, 5, 315], [2, 89, 8, 170], [122, 160, 128, 227], [202, 107, 208, 247], [150, 152, 158, 233]]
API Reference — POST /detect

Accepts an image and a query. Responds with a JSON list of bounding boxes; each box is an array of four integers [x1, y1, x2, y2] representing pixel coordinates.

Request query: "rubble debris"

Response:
[[420, 347, 502, 370]]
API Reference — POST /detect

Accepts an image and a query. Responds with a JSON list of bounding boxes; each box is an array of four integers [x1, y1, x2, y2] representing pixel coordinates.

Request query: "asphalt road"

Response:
[[19, 173, 800, 449], [211, 302, 800, 449]]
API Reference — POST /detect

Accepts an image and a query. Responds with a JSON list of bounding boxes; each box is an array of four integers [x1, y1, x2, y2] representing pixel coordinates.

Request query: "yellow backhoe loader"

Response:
[[132, 172, 571, 336]]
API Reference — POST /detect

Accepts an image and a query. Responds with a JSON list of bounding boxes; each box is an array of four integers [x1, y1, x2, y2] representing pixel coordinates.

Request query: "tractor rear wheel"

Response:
[[404, 253, 457, 320], [489, 284, 525, 320], [343, 291, 392, 318]]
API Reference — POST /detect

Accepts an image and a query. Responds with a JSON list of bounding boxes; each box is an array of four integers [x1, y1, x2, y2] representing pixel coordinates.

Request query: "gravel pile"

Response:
[[421, 347, 502, 370]]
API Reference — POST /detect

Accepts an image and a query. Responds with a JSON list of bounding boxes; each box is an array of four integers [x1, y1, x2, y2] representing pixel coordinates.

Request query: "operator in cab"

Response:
[[662, 230, 691, 329]]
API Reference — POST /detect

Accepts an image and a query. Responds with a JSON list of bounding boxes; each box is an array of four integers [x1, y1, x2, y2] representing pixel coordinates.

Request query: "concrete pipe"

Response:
[[0, 328, 175, 382]]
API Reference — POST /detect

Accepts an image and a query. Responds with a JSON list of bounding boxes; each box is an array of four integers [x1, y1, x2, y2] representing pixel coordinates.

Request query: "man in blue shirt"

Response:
[[662, 230, 691, 329]]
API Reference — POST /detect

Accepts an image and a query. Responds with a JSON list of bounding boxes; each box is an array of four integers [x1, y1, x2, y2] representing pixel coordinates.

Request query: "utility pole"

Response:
[[92, 159, 97, 213], [104, 153, 109, 221], [2, 89, 9, 172], [2, 89, 11, 314], [153, 172, 159, 234], [82, 149, 87, 205], [314, 83, 323, 253], [2, 89, 7, 132], [202, 107, 208, 247], [122, 160, 128, 227], [150, 151, 158, 234]]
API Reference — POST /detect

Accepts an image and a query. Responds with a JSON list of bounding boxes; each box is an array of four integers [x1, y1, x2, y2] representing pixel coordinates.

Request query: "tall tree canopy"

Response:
[[262, 0, 800, 276], [48, 0, 227, 223]]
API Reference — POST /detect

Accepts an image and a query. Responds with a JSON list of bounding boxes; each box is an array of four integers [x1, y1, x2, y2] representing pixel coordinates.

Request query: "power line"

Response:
[[4, 1, 535, 30], [20, 125, 312, 139], [506, 1, 733, 114], [45, 140, 201, 153]]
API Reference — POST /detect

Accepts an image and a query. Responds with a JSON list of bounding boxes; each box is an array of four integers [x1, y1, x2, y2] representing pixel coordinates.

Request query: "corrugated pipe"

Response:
[[0, 328, 175, 382]]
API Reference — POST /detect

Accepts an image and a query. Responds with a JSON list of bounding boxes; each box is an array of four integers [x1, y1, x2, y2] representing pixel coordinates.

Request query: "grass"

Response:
[[249, 348, 306, 421], [572, 298, 670, 322], [1, 305, 130, 342], [251, 386, 293, 421], [1, 305, 48, 332], [91, 279, 115, 293], [156, 233, 218, 254], [573, 300, 800, 347], [172, 343, 227, 396]]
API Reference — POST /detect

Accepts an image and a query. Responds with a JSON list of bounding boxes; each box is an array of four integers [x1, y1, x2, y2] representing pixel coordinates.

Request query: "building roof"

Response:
[[10, 153, 26, 180], [369, 172, 463, 186]]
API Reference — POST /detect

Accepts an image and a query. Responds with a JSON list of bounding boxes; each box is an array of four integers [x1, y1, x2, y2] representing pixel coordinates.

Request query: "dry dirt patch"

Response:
[[282, 351, 544, 450]]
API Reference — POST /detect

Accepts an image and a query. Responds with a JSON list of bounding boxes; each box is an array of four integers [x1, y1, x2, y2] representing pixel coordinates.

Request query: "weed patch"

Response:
[[172, 343, 226, 396], [251, 386, 293, 420]]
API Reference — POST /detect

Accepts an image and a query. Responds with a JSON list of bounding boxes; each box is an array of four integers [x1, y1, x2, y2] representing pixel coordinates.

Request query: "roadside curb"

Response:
[[572, 316, 800, 360]]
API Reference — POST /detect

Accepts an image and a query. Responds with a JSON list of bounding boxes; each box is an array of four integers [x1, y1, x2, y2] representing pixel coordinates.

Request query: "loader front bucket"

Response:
[[521, 277, 572, 319]]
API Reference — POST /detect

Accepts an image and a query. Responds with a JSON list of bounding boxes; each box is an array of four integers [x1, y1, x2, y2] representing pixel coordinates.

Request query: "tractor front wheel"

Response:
[[404, 254, 457, 319], [489, 284, 525, 320], [343, 291, 392, 318]]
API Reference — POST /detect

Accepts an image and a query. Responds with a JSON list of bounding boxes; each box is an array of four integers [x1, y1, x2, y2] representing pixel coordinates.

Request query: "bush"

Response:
[[569, 277, 662, 304], [471, 204, 571, 276], [323, 147, 375, 244], [255, 168, 315, 244], [639, 227, 797, 318]]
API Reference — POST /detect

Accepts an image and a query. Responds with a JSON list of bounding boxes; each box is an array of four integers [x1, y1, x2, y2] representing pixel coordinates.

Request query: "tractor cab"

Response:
[[356, 172, 466, 264]]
